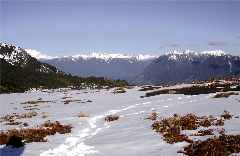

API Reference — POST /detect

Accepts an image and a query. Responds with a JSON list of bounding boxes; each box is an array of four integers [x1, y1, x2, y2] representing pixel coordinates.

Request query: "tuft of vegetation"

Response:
[[138, 86, 162, 91], [151, 111, 233, 144], [143, 82, 240, 98], [63, 99, 82, 105], [215, 118, 225, 126], [146, 112, 158, 121], [105, 115, 120, 122], [151, 113, 198, 144], [78, 112, 89, 118], [0, 112, 38, 125], [0, 121, 72, 146], [221, 110, 233, 120], [20, 100, 52, 105], [213, 92, 239, 98], [113, 87, 126, 94], [180, 134, 240, 156], [62, 96, 72, 100], [0, 133, 8, 145]]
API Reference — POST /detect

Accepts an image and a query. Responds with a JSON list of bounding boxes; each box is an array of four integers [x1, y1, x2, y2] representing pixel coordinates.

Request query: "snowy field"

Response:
[[0, 87, 240, 156]]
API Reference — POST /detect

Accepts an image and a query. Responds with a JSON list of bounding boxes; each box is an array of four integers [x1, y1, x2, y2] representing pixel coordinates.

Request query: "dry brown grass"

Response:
[[21, 100, 52, 105], [146, 112, 158, 121], [41, 112, 50, 119], [151, 113, 198, 144], [5, 121, 22, 125], [0, 133, 8, 145], [151, 111, 233, 144], [63, 99, 82, 104], [179, 134, 240, 156], [42, 114, 48, 119], [221, 110, 233, 120], [149, 110, 240, 156], [42, 120, 72, 134], [21, 99, 53, 111], [144, 83, 240, 98], [62, 96, 72, 100], [78, 112, 89, 118], [23, 104, 39, 108], [0, 112, 38, 125], [24, 108, 40, 111], [215, 118, 225, 126], [0, 121, 72, 146]]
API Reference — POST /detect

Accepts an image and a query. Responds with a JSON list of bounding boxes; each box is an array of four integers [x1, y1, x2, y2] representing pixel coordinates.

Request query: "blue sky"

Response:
[[1, 0, 240, 56]]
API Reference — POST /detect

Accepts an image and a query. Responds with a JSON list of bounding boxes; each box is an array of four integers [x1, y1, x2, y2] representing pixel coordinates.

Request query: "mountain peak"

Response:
[[165, 50, 227, 61], [23, 46, 228, 62], [201, 50, 226, 56], [62, 53, 158, 62], [167, 49, 226, 56]]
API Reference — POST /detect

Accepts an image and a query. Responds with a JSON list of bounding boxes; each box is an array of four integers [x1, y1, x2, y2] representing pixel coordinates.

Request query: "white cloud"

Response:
[[25, 49, 53, 59]]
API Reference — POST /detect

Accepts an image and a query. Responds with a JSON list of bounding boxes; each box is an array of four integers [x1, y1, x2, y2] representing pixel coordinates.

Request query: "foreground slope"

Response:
[[0, 83, 240, 156]]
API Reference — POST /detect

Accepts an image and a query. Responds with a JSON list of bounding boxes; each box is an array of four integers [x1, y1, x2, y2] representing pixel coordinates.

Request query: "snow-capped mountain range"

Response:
[[133, 50, 240, 85], [25, 49, 158, 62], [166, 50, 226, 61], [41, 53, 156, 80], [23, 48, 158, 80], [37, 49, 239, 84], [25, 48, 227, 62], [1, 42, 240, 85]]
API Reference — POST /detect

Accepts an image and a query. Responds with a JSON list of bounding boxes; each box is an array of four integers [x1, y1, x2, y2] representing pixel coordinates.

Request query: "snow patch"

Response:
[[71, 53, 158, 61], [201, 50, 226, 56]]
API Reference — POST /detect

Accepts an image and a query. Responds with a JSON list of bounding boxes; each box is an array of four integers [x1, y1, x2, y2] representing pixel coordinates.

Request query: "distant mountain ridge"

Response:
[[33, 49, 239, 85], [0, 43, 127, 93], [133, 50, 240, 85], [39, 53, 157, 81], [24, 47, 240, 85]]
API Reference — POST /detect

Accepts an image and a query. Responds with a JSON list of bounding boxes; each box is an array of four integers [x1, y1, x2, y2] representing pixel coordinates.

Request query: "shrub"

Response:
[[113, 87, 126, 94], [0, 121, 72, 145], [151, 111, 232, 144], [105, 115, 119, 122], [221, 110, 233, 120], [180, 134, 240, 156], [146, 112, 158, 121], [144, 83, 240, 97]]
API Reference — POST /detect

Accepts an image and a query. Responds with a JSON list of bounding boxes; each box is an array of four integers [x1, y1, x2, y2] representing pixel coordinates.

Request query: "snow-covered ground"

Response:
[[0, 87, 240, 156]]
